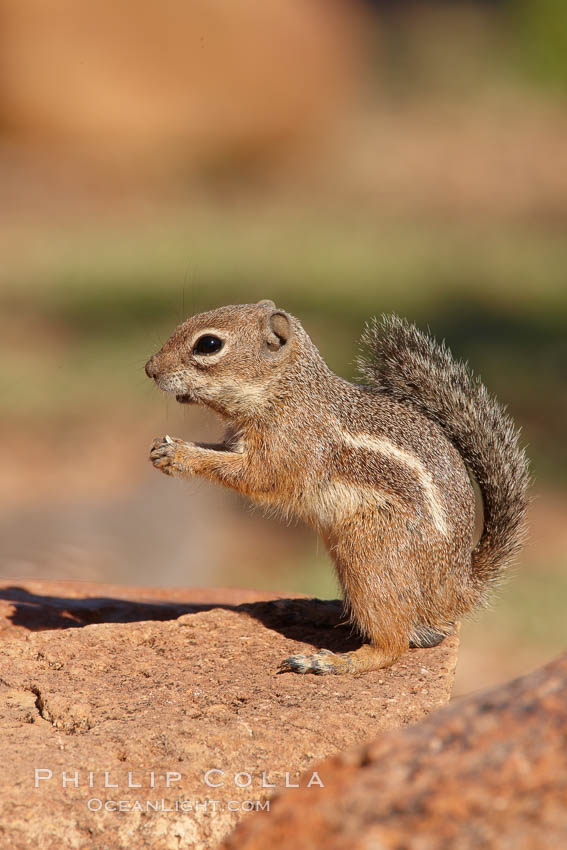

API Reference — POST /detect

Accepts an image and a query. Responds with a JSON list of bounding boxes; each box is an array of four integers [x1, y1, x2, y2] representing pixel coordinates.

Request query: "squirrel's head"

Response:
[[145, 300, 301, 420]]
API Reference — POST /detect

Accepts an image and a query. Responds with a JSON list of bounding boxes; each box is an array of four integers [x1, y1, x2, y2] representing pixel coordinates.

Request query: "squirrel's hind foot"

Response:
[[278, 648, 353, 675], [278, 644, 401, 675]]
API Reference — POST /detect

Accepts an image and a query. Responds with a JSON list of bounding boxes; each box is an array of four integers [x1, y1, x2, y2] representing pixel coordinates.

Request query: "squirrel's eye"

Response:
[[193, 335, 224, 355]]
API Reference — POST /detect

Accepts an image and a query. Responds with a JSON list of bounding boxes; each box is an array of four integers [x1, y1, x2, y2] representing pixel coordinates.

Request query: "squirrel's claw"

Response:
[[150, 435, 183, 476], [278, 649, 353, 675]]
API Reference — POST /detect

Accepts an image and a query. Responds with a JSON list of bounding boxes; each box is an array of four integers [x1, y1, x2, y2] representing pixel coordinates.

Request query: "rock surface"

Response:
[[0, 580, 459, 849], [223, 653, 567, 850]]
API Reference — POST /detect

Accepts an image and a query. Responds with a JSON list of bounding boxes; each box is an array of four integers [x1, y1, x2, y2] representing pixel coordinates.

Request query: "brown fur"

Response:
[[145, 300, 530, 674]]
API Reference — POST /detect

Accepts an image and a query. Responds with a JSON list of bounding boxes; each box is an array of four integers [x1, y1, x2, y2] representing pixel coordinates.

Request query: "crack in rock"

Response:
[[29, 685, 53, 725], [28, 685, 93, 732]]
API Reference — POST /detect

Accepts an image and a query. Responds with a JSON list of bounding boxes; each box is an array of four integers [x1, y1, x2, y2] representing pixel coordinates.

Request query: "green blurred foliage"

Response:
[[2, 210, 566, 483], [516, 0, 567, 90]]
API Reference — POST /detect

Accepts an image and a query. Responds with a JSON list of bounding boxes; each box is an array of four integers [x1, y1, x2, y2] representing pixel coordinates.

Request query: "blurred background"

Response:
[[1, 0, 566, 697]]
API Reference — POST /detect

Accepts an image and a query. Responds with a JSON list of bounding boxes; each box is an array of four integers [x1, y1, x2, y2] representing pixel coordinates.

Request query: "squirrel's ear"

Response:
[[265, 310, 292, 352]]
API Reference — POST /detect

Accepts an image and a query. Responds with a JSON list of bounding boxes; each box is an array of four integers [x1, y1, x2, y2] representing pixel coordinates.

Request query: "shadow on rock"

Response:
[[0, 585, 358, 653]]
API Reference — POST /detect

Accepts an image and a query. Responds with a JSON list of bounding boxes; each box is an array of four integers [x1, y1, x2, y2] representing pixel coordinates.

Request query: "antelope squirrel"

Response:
[[145, 300, 529, 675]]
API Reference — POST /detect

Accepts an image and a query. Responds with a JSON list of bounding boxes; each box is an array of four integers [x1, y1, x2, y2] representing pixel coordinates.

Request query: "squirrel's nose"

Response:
[[145, 356, 158, 379]]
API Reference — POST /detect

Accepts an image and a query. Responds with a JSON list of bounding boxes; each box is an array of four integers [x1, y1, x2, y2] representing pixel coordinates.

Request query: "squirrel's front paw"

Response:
[[150, 435, 190, 476]]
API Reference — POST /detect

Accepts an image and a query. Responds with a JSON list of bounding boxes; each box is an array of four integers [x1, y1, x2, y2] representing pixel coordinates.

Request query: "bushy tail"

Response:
[[358, 315, 530, 593]]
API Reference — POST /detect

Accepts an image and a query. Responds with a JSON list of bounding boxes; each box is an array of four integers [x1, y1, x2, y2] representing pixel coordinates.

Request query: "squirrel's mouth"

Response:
[[176, 394, 195, 404]]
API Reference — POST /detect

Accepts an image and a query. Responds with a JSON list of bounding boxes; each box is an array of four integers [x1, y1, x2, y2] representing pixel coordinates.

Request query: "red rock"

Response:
[[0, 580, 458, 849], [223, 653, 567, 850]]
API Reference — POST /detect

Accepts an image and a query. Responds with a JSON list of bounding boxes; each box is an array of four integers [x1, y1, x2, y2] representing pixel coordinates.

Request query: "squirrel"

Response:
[[145, 300, 530, 675]]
